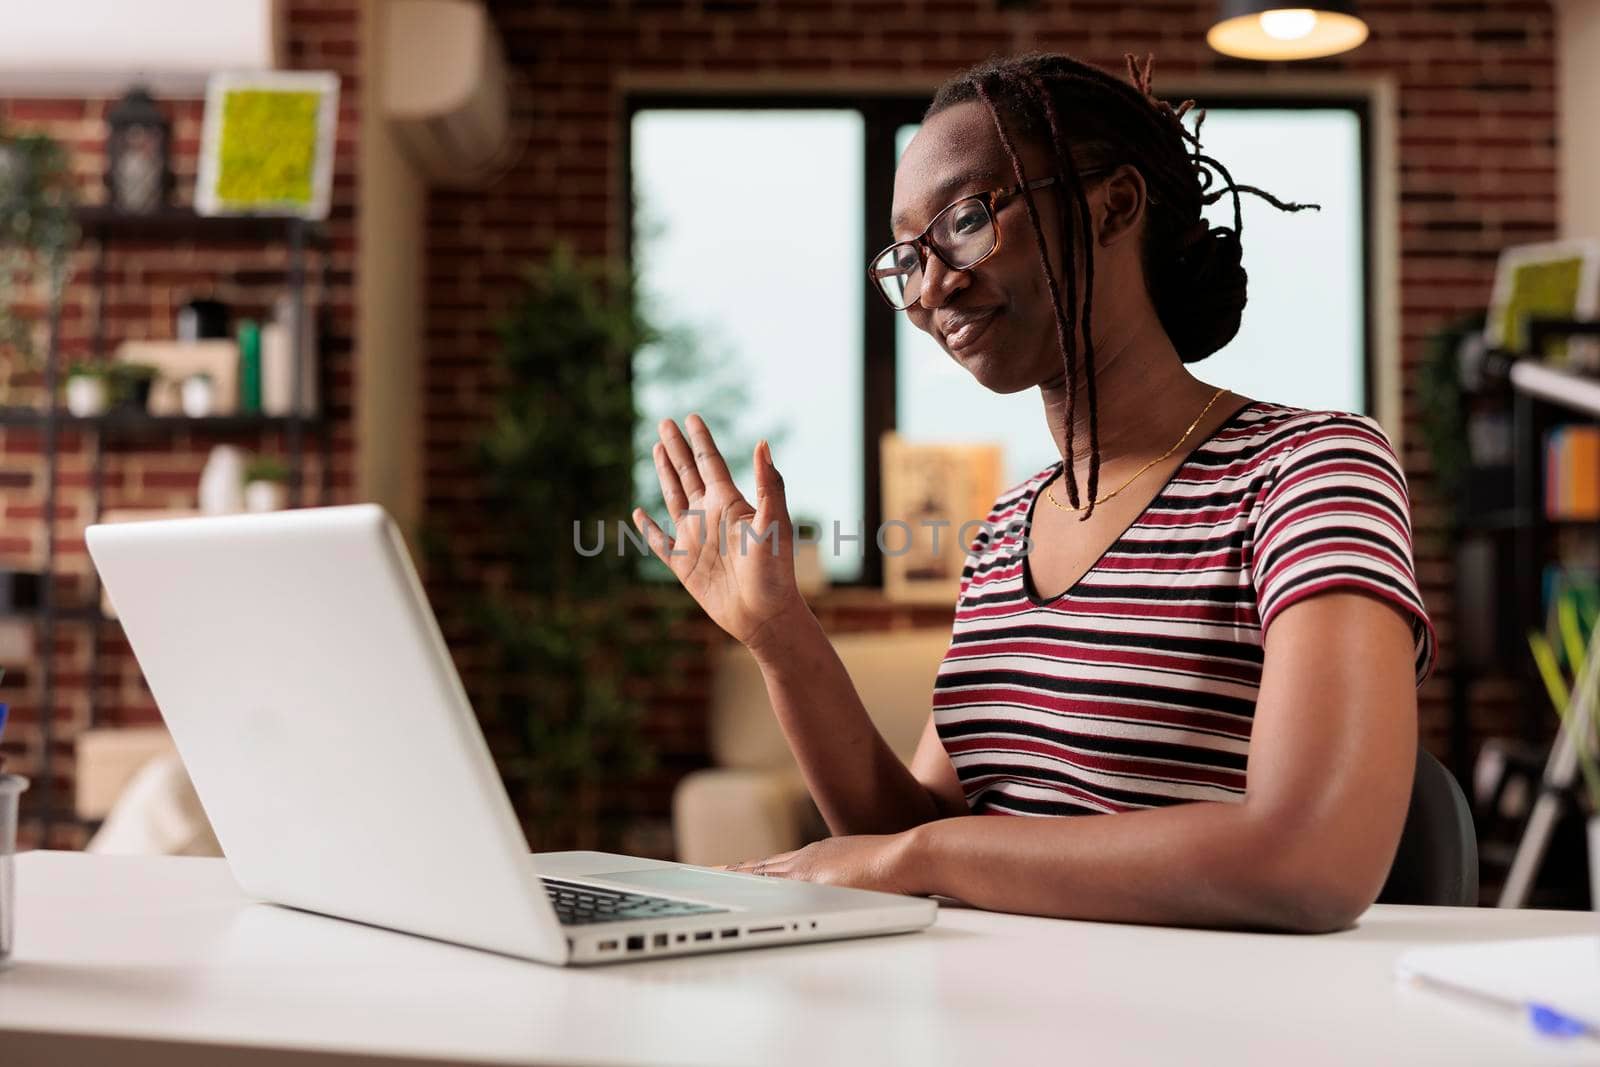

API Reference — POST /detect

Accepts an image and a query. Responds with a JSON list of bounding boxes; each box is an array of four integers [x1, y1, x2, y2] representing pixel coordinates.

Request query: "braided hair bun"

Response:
[[1154, 218, 1248, 364]]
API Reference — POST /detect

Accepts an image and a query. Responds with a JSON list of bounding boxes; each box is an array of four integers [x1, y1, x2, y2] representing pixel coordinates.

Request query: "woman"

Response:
[[631, 52, 1437, 933]]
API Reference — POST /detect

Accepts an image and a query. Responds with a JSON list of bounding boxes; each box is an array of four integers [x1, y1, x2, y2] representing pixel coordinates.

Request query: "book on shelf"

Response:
[[1544, 425, 1600, 521]]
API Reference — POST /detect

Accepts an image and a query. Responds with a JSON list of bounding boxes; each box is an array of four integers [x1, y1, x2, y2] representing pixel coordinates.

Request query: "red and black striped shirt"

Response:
[[934, 399, 1438, 817]]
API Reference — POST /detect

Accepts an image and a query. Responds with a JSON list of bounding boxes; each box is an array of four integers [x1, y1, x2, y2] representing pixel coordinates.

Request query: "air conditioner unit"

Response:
[[384, 0, 515, 189], [0, 0, 282, 97]]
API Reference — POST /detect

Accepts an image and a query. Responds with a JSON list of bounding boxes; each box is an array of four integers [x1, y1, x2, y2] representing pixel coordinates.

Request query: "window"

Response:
[[630, 107, 865, 580], [629, 96, 1371, 581]]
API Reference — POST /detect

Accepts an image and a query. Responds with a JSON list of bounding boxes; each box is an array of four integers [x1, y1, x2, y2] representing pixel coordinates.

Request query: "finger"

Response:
[[753, 439, 790, 534], [631, 507, 675, 567], [684, 412, 738, 493], [658, 418, 705, 501], [652, 442, 688, 524]]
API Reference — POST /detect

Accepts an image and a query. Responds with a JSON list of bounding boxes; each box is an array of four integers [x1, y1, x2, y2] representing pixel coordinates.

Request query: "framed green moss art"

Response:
[[195, 71, 340, 219], [1483, 238, 1600, 370]]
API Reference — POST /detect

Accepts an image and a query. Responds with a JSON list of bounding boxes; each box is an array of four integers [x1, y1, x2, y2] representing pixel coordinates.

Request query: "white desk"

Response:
[[3, 851, 1597, 1066]]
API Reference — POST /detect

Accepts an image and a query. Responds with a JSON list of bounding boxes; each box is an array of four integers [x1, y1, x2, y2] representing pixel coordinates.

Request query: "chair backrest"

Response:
[[708, 628, 951, 771], [1378, 747, 1479, 907]]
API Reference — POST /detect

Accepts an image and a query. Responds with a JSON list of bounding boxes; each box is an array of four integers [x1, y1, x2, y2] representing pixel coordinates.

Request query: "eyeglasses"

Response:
[[867, 170, 1109, 311]]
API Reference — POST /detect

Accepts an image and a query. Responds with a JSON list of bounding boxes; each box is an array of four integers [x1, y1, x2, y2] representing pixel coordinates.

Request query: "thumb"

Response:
[[753, 439, 789, 533]]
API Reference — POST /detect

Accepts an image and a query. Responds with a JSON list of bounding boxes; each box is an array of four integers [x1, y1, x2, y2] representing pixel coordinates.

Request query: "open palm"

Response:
[[632, 414, 800, 646]]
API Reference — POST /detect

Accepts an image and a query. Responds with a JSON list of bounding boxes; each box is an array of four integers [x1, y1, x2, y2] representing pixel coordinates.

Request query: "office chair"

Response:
[[1377, 747, 1479, 906]]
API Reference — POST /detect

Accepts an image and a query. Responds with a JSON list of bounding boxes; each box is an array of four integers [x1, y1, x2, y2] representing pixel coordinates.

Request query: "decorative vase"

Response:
[[198, 445, 246, 515], [244, 479, 286, 513], [64, 376, 108, 417], [180, 376, 215, 418]]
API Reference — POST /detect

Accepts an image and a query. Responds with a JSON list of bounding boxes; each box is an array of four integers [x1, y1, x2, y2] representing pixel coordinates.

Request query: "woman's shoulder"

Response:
[[1224, 398, 1401, 475]]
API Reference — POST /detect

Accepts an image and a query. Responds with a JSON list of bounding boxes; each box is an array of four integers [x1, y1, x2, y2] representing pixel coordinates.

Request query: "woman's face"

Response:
[[891, 99, 1130, 395]]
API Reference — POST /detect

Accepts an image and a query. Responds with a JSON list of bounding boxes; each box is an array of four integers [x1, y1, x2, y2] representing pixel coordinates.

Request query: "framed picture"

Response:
[[880, 433, 1004, 605], [1483, 239, 1600, 368], [195, 71, 340, 219]]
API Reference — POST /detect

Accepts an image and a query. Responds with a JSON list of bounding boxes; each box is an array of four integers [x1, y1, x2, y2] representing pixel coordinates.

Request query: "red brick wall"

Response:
[[2, 1, 1553, 855], [0, 0, 362, 848], [424, 0, 1556, 855]]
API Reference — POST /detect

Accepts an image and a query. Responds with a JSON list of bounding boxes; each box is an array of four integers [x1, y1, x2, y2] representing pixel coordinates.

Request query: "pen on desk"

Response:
[[1406, 971, 1599, 1042]]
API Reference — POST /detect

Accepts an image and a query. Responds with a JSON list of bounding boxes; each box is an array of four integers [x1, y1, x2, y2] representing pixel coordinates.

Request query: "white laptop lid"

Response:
[[86, 505, 568, 963]]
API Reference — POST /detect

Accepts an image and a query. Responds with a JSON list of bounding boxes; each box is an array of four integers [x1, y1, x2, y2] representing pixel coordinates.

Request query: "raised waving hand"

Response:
[[632, 414, 803, 647]]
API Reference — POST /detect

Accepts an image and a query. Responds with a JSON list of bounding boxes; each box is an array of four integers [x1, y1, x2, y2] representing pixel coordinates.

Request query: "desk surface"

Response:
[[4, 851, 1599, 1066]]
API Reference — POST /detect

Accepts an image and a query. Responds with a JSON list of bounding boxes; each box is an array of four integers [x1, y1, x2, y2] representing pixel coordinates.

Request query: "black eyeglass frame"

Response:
[[866, 170, 1111, 310]]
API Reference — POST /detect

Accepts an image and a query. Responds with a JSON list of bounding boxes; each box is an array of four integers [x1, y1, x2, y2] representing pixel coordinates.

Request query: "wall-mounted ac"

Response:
[[384, 0, 516, 189], [0, 0, 282, 97]]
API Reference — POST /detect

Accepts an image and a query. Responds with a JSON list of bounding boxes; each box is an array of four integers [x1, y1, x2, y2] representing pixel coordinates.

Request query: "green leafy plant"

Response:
[[105, 361, 159, 411], [0, 126, 77, 405], [1415, 312, 1488, 551], [242, 456, 289, 485], [65, 361, 111, 379], [466, 243, 697, 850], [1527, 590, 1600, 814]]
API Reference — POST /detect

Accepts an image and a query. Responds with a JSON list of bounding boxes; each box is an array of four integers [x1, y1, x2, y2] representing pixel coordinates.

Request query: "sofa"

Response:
[[671, 627, 952, 867]]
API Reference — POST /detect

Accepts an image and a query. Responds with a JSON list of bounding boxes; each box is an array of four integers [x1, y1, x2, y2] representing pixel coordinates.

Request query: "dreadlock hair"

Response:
[[926, 51, 1318, 520]]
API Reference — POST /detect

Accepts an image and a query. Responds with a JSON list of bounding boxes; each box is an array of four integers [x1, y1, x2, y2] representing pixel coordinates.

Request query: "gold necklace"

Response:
[[1043, 386, 1230, 512]]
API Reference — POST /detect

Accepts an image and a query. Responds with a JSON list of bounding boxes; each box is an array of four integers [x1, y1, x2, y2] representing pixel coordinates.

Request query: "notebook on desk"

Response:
[[1396, 936, 1600, 1038]]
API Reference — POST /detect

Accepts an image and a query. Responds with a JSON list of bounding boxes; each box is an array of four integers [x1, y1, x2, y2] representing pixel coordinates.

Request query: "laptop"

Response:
[[86, 504, 936, 966]]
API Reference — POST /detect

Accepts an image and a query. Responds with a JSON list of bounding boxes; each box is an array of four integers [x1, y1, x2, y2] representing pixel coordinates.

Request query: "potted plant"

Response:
[[1527, 590, 1600, 909], [107, 362, 159, 413], [63, 362, 112, 417], [0, 126, 77, 407], [463, 244, 685, 850], [241, 455, 289, 512], [180, 371, 216, 418]]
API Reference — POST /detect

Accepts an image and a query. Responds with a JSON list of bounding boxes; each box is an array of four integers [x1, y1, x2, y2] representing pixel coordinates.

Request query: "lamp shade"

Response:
[[1207, 1, 1369, 61]]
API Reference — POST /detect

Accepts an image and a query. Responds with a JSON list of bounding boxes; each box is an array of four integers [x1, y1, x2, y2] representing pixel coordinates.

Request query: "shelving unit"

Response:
[[3, 206, 333, 843], [1452, 318, 1600, 905]]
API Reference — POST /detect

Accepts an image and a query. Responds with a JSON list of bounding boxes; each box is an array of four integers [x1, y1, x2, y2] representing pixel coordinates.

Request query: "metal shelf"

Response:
[[1463, 507, 1600, 532], [0, 407, 326, 434], [73, 206, 329, 248], [12, 200, 335, 845], [1508, 359, 1600, 418]]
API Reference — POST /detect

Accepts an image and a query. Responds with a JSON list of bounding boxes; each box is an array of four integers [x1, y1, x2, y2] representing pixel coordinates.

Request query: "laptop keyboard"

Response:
[[540, 877, 730, 926]]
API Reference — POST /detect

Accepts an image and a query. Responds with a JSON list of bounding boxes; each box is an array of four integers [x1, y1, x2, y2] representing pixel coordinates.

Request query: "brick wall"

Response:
[[0, 1, 362, 848], [424, 0, 1557, 855], [1, 1, 1554, 855]]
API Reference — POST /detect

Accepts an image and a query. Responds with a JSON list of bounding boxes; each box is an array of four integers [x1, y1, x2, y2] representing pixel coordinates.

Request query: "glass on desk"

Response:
[[0, 772, 26, 968]]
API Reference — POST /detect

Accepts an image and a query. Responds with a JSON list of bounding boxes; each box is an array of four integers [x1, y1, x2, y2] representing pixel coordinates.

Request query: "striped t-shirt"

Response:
[[933, 398, 1438, 817]]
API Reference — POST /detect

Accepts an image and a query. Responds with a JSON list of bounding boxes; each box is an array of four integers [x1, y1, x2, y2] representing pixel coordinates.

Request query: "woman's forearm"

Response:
[[898, 801, 1383, 934], [745, 603, 944, 836]]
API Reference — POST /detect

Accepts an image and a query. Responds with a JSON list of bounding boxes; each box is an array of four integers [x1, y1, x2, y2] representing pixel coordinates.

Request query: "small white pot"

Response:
[[180, 376, 216, 418], [243, 479, 287, 513], [64, 375, 108, 417]]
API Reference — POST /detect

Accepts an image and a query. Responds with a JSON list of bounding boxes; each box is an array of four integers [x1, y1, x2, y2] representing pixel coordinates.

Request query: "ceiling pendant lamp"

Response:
[[1207, 2, 1370, 61]]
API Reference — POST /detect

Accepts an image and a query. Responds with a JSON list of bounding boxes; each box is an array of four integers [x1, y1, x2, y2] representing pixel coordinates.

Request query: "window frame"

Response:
[[622, 92, 1374, 589]]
